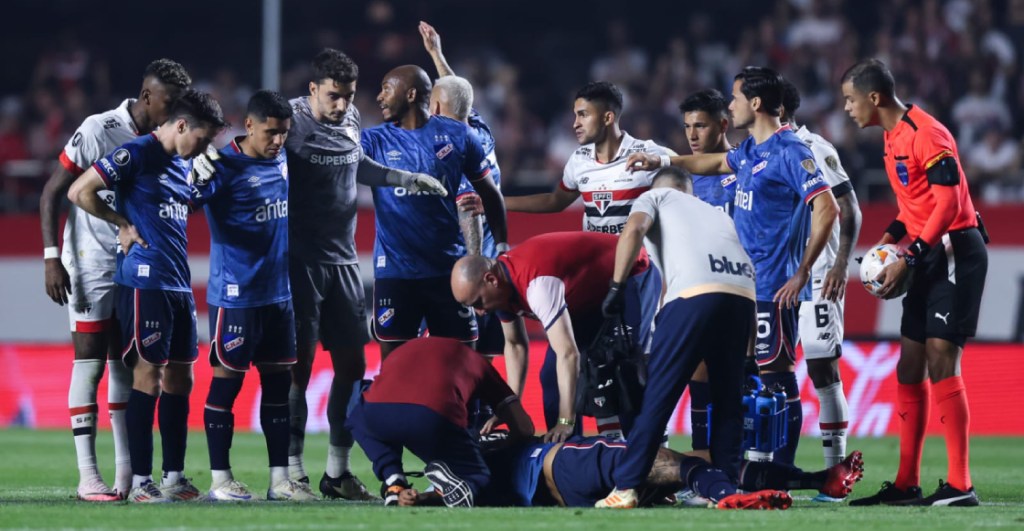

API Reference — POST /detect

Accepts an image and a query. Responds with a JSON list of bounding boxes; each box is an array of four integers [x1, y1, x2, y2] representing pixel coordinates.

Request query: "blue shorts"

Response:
[[118, 287, 198, 366], [474, 312, 505, 355], [372, 277, 478, 342], [754, 300, 799, 367], [209, 301, 297, 372], [550, 436, 626, 507]]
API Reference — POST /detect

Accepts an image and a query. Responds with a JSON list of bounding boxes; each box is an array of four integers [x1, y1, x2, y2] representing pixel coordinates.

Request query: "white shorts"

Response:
[[63, 257, 118, 333], [798, 281, 844, 360]]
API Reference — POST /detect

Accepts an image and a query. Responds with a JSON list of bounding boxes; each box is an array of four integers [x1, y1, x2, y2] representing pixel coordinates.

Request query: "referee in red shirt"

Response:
[[840, 59, 987, 507]]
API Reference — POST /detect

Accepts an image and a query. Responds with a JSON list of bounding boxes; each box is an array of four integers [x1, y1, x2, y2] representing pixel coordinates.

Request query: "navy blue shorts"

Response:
[[754, 300, 799, 367], [118, 287, 198, 366], [372, 277, 478, 343], [550, 436, 626, 507], [474, 312, 505, 355], [209, 301, 297, 372]]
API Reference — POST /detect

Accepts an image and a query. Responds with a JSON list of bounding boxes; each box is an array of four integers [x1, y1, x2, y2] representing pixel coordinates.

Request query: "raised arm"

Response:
[[419, 21, 455, 78], [626, 151, 731, 176]]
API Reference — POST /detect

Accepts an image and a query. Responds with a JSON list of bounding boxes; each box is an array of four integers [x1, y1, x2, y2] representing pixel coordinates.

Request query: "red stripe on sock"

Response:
[[108, 402, 128, 411], [819, 421, 849, 430], [69, 405, 98, 416], [894, 381, 930, 490], [934, 376, 971, 491]]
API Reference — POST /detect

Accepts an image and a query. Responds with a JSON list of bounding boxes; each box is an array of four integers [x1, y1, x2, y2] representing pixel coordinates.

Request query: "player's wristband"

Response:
[[659, 155, 671, 169], [44, 246, 59, 260], [885, 219, 908, 241], [557, 417, 575, 427], [495, 242, 511, 255], [903, 238, 930, 269]]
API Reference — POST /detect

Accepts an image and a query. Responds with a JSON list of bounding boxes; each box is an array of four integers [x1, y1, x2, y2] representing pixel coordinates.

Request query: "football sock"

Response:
[[739, 460, 826, 491], [326, 445, 351, 478], [126, 389, 157, 478], [934, 376, 972, 491], [163, 470, 182, 486], [596, 416, 623, 439], [260, 371, 291, 469], [815, 381, 849, 467], [107, 359, 133, 491], [211, 469, 234, 487], [761, 372, 801, 466], [69, 359, 103, 482], [158, 392, 190, 476], [689, 380, 711, 451], [270, 466, 289, 487], [679, 456, 735, 502], [287, 384, 307, 479], [895, 381, 930, 490], [327, 376, 355, 448], [205, 377, 242, 473]]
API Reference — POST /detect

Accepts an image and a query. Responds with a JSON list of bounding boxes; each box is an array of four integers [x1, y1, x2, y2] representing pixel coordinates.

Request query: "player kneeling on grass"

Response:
[[396, 436, 864, 509], [190, 90, 316, 502], [68, 90, 226, 503], [347, 337, 534, 507]]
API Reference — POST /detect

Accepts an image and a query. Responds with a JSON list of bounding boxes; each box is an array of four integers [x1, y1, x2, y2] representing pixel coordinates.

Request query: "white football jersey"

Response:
[[559, 132, 675, 234], [794, 126, 853, 279], [58, 99, 140, 270]]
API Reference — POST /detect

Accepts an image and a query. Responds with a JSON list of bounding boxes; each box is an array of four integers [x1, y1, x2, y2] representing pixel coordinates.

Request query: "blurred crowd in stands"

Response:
[[2, 0, 1023, 212]]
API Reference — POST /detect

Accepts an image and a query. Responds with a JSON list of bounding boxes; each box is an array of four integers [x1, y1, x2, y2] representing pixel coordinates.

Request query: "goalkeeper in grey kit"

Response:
[[282, 48, 447, 499]]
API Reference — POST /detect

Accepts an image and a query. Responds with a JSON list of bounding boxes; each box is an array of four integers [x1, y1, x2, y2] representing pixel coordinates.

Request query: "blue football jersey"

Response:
[[94, 134, 192, 291], [456, 109, 502, 258], [692, 172, 737, 217], [192, 138, 290, 308], [726, 126, 829, 301], [361, 115, 490, 279]]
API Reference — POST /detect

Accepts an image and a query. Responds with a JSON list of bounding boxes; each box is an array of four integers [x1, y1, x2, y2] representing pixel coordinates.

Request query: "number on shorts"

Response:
[[815, 304, 829, 328], [757, 312, 771, 339]]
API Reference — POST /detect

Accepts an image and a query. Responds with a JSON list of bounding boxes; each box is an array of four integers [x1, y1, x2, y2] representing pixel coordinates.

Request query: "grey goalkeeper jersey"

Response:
[[285, 96, 362, 265]]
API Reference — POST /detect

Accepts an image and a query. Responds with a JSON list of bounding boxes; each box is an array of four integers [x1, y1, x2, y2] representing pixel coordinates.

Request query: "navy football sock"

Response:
[[158, 392, 191, 474], [126, 389, 157, 477], [205, 377, 243, 471], [680, 456, 736, 502], [761, 372, 801, 466], [261, 371, 291, 468], [689, 381, 711, 451]]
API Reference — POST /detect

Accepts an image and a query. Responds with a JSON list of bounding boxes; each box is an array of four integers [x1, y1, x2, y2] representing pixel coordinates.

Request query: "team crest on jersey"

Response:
[[343, 126, 360, 144], [593, 191, 613, 214], [435, 142, 454, 160], [142, 332, 162, 348], [721, 174, 737, 187], [279, 163, 288, 180], [377, 307, 395, 327], [751, 161, 768, 175], [896, 162, 909, 186], [800, 159, 817, 174], [825, 155, 839, 172], [223, 335, 245, 352], [113, 149, 131, 166]]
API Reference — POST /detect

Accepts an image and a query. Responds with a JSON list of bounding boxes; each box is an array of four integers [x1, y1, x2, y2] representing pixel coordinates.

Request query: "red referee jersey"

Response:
[[363, 337, 515, 428], [883, 105, 977, 244]]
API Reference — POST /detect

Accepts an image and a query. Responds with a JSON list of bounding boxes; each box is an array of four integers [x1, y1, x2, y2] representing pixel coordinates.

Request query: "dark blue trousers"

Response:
[[611, 293, 754, 489]]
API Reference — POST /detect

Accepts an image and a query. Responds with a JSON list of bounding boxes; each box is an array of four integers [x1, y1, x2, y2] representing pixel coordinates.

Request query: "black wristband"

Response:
[[904, 237, 930, 268], [609, 281, 622, 291], [886, 219, 908, 241]]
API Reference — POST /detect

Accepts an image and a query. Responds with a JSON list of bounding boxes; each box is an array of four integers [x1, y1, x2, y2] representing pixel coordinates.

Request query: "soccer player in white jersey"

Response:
[[780, 80, 862, 492], [38, 59, 191, 501], [504, 81, 675, 235]]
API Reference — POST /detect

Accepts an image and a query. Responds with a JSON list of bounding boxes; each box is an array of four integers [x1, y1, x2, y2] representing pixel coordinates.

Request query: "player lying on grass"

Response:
[[392, 435, 864, 509]]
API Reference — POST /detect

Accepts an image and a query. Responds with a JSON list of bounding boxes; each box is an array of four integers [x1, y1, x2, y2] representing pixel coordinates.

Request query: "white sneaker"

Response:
[[595, 487, 638, 509], [127, 481, 171, 503], [161, 477, 201, 502], [268, 479, 318, 501], [77, 477, 120, 502], [675, 487, 713, 507], [207, 480, 255, 502]]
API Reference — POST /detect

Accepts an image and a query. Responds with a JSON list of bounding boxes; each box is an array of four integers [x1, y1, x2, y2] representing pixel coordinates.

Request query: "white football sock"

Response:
[[162, 470, 183, 486], [816, 381, 850, 468], [326, 445, 351, 478], [288, 454, 306, 481], [69, 359, 103, 483], [107, 359, 133, 491], [270, 466, 289, 487], [211, 469, 234, 487]]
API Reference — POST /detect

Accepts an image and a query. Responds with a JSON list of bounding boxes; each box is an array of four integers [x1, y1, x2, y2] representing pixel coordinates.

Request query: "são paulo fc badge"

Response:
[[593, 191, 612, 214]]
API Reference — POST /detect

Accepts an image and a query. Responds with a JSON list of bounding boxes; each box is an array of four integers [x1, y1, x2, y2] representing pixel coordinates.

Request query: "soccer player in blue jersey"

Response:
[[189, 91, 316, 502], [68, 89, 227, 502], [362, 64, 509, 359], [628, 67, 839, 467]]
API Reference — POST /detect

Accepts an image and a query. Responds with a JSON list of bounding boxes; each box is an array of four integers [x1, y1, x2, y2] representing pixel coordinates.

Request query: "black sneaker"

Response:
[[424, 461, 474, 508], [319, 471, 380, 501], [914, 479, 979, 507], [849, 481, 923, 506], [380, 477, 412, 507]]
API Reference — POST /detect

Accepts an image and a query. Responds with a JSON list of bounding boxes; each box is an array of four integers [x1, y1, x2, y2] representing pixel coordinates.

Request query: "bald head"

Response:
[[452, 255, 491, 301], [385, 65, 432, 103]]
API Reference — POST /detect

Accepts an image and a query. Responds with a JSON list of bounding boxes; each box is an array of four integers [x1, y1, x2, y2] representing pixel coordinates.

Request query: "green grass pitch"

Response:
[[1, 429, 1022, 529]]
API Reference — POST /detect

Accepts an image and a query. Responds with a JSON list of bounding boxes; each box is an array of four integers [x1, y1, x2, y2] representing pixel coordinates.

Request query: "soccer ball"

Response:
[[860, 244, 909, 298]]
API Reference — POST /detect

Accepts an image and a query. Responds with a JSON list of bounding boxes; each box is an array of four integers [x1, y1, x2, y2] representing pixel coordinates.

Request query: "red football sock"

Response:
[[894, 381, 930, 490], [934, 376, 971, 491]]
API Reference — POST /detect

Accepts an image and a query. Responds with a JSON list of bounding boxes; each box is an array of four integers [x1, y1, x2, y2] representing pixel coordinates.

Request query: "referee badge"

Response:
[[800, 159, 817, 174]]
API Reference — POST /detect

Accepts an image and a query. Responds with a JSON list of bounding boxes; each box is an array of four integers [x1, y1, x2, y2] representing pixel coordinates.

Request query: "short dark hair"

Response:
[[841, 58, 896, 99], [734, 66, 784, 117], [167, 89, 227, 129], [679, 89, 729, 120], [780, 78, 801, 119], [652, 166, 692, 189], [143, 58, 191, 89], [575, 81, 623, 115], [246, 90, 293, 121], [312, 48, 359, 84]]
